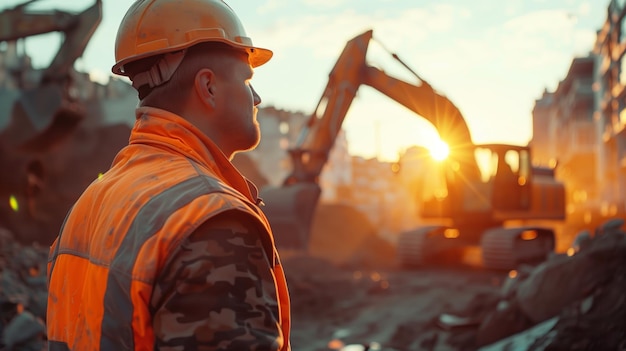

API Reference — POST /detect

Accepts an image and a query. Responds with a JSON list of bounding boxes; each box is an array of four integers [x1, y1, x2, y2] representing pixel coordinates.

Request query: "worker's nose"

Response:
[[251, 85, 261, 106]]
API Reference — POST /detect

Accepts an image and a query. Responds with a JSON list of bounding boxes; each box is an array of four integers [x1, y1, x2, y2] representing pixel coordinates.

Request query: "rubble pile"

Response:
[[282, 218, 626, 351], [475, 218, 626, 350], [0, 228, 47, 351]]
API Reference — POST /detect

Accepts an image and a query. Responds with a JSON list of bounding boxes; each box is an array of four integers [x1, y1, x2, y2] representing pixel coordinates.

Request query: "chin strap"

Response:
[[131, 50, 186, 92]]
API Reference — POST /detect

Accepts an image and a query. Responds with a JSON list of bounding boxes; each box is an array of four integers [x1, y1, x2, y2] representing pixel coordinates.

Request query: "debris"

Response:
[[596, 218, 625, 235], [571, 229, 592, 253], [476, 298, 533, 346], [2, 310, 45, 350], [515, 253, 594, 324], [0, 228, 48, 350], [437, 313, 481, 330], [579, 296, 593, 315], [477, 316, 559, 351], [514, 223, 625, 325]]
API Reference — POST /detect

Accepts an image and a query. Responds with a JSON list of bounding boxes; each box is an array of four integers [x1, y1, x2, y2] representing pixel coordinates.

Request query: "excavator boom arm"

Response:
[[285, 30, 371, 184], [285, 29, 475, 185], [361, 65, 472, 150]]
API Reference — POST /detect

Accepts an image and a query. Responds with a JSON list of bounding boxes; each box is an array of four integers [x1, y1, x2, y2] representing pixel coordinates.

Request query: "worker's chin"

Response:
[[247, 133, 261, 151], [238, 129, 261, 152]]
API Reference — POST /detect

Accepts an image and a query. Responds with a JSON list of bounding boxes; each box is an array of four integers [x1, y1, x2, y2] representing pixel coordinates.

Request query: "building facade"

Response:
[[593, 0, 626, 215], [531, 0, 626, 225]]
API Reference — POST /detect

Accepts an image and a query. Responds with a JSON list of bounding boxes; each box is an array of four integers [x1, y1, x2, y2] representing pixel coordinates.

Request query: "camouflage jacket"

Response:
[[150, 211, 285, 350]]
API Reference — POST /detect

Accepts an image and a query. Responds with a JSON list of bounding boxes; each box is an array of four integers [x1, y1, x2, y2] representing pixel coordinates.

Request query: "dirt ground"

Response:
[[282, 254, 506, 351], [281, 203, 506, 351], [280, 203, 626, 351]]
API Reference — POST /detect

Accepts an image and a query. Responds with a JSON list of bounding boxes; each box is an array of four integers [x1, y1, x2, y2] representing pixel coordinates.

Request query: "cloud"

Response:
[[254, 3, 471, 60], [258, 0, 284, 14], [302, 0, 349, 9], [577, 1, 591, 16]]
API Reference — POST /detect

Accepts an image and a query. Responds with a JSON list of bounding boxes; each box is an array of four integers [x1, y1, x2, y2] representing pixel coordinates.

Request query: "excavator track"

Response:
[[396, 226, 464, 267], [481, 227, 555, 270]]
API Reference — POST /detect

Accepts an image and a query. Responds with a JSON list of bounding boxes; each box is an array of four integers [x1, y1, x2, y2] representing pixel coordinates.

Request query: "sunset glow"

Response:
[[428, 139, 450, 161]]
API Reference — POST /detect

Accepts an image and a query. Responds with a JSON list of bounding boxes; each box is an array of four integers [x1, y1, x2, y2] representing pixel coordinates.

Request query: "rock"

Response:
[[0, 270, 30, 306], [1, 310, 45, 350], [476, 299, 533, 346], [500, 265, 533, 299], [536, 268, 626, 350], [477, 316, 559, 351], [579, 296, 593, 315], [571, 229, 592, 253], [596, 218, 625, 235], [437, 313, 481, 330], [0, 227, 50, 350], [514, 241, 616, 324]]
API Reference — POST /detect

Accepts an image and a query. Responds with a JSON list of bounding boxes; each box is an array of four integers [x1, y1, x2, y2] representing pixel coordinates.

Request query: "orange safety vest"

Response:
[[47, 107, 291, 350]]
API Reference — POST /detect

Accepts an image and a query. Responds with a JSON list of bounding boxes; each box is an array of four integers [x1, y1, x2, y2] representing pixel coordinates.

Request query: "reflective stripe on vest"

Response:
[[103, 176, 213, 349]]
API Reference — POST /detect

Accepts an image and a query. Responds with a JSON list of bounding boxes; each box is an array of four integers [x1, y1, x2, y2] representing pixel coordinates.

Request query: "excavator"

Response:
[[0, 0, 136, 245], [260, 30, 565, 270], [0, 0, 102, 152]]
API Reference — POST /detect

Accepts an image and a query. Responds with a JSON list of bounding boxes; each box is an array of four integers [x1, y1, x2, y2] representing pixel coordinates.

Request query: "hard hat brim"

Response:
[[112, 42, 273, 76]]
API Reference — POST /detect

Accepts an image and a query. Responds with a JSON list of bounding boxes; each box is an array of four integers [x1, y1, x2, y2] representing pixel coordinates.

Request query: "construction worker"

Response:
[[46, 0, 291, 349]]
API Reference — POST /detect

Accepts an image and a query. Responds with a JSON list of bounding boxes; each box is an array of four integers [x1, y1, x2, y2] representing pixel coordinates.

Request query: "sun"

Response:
[[428, 139, 450, 161]]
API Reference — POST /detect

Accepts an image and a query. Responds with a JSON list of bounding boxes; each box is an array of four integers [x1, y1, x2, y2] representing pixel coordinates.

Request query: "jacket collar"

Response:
[[131, 106, 260, 204]]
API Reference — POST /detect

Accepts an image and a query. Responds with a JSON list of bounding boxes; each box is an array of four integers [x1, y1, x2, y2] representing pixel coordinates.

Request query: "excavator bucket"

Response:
[[14, 84, 84, 152], [260, 183, 321, 250]]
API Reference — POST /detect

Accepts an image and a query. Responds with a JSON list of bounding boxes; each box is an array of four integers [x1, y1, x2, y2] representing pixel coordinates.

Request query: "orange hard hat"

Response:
[[112, 0, 272, 76]]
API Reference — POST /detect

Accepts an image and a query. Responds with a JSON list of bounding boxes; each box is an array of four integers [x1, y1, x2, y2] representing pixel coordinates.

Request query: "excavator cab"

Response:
[[422, 144, 534, 220], [403, 143, 565, 269]]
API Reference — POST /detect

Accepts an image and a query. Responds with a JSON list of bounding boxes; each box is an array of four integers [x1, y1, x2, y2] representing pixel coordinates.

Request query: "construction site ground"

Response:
[[284, 253, 505, 351], [281, 203, 626, 351], [1, 201, 625, 351]]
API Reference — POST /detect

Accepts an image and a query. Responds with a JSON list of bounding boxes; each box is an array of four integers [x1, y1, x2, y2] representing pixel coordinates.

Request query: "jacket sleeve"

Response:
[[150, 210, 284, 350]]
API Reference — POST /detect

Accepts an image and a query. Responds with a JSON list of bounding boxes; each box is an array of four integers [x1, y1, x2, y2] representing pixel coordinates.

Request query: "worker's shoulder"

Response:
[[182, 173, 258, 212], [195, 210, 261, 236], [190, 210, 273, 258]]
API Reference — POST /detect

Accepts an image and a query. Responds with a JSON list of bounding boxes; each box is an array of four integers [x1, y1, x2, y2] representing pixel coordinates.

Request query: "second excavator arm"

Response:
[[0, 0, 103, 151]]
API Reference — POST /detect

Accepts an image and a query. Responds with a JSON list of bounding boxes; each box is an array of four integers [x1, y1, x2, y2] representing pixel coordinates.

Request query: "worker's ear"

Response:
[[195, 68, 217, 108]]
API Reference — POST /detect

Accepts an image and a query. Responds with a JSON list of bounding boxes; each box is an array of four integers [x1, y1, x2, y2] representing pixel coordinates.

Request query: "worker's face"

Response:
[[213, 53, 262, 156]]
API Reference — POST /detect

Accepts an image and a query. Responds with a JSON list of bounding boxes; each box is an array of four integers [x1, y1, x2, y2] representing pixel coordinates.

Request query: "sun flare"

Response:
[[428, 139, 450, 161]]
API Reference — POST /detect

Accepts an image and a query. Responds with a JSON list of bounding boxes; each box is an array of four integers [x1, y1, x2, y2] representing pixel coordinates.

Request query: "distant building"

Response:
[[530, 89, 555, 167], [592, 0, 626, 215], [350, 156, 389, 228], [244, 107, 308, 187], [554, 56, 598, 216], [250, 106, 355, 204], [532, 0, 626, 224], [393, 146, 433, 231], [319, 129, 352, 203]]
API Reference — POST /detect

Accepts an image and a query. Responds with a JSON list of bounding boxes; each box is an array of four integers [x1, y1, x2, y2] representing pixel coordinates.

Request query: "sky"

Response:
[[0, 0, 611, 161]]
